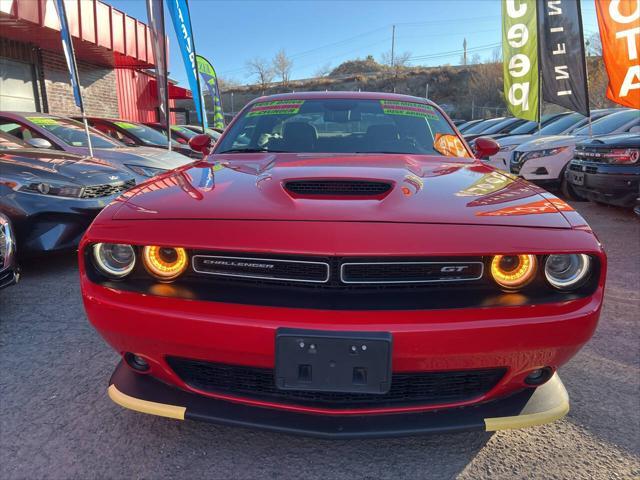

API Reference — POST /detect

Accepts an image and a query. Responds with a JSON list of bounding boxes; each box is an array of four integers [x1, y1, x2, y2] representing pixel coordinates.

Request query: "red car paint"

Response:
[[80, 92, 605, 417]]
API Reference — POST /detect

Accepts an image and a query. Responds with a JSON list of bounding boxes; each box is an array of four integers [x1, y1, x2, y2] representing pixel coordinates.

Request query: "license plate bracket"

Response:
[[570, 171, 585, 186], [275, 328, 392, 394]]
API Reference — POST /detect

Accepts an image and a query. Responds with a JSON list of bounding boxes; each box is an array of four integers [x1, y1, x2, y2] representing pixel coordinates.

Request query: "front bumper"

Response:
[[2, 191, 114, 255], [566, 162, 640, 207], [108, 360, 569, 438], [83, 277, 602, 416], [512, 150, 573, 182]]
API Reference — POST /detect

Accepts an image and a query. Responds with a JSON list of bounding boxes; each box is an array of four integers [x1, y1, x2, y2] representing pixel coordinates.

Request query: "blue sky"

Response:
[[109, 0, 601, 87]]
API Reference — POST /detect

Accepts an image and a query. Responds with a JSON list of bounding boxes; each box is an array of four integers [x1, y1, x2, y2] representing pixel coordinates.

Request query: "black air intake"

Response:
[[284, 180, 392, 197]]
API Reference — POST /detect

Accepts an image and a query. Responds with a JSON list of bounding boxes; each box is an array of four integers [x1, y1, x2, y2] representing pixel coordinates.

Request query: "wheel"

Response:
[[560, 173, 587, 201]]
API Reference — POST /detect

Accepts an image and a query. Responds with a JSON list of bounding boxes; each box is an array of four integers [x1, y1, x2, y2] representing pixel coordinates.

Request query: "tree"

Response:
[[585, 32, 602, 57], [245, 57, 274, 92], [380, 50, 412, 68], [217, 77, 241, 92], [314, 62, 332, 78], [273, 49, 293, 85]]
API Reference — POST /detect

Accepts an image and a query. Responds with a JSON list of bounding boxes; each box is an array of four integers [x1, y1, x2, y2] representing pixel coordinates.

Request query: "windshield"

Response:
[[573, 110, 639, 136], [171, 126, 197, 139], [538, 113, 585, 135], [114, 121, 170, 146], [463, 118, 505, 134], [0, 131, 25, 150], [215, 98, 468, 156], [25, 117, 121, 149], [480, 118, 522, 135]]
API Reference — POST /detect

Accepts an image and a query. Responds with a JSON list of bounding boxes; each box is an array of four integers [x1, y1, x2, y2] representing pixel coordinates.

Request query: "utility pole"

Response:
[[463, 38, 467, 66], [471, 97, 475, 120], [391, 24, 396, 93], [391, 25, 396, 68], [425, 82, 429, 99]]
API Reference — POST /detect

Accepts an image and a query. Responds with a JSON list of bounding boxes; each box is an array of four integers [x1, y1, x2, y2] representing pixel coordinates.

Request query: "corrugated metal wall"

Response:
[[116, 68, 176, 122]]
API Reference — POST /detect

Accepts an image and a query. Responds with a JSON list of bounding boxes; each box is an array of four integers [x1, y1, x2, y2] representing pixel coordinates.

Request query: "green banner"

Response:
[[502, 0, 539, 121], [196, 55, 225, 130]]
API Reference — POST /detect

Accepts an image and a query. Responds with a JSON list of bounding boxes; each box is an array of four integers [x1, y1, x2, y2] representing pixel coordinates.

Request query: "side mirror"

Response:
[[188, 133, 212, 156], [473, 136, 500, 159], [26, 138, 53, 149]]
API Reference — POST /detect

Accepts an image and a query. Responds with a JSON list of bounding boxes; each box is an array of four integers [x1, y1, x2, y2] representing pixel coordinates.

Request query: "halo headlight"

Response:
[[544, 254, 591, 290], [92, 243, 136, 279], [491, 254, 537, 290], [142, 246, 188, 281]]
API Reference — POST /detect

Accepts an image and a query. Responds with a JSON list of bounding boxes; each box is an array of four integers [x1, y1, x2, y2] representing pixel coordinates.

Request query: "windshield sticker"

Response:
[[247, 100, 305, 117], [114, 121, 138, 130], [26, 117, 59, 126], [380, 101, 439, 120], [433, 133, 471, 158]]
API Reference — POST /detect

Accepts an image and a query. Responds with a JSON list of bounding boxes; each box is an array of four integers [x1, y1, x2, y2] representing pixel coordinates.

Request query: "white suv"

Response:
[[510, 109, 640, 196]]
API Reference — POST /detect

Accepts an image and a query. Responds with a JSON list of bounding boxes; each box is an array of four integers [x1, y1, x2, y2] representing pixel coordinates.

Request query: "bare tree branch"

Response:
[[245, 57, 274, 92], [273, 49, 293, 85]]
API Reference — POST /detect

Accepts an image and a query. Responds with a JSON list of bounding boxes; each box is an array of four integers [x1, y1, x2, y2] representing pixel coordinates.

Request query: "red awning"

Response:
[[149, 79, 193, 100], [0, 0, 157, 69]]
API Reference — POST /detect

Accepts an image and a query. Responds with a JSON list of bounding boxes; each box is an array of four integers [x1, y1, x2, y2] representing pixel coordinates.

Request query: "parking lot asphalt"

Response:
[[1, 202, 638, 480]]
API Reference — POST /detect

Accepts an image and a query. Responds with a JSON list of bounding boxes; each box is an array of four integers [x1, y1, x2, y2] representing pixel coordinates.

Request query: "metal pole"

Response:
[[391, 25, 396, 68], [231, 92, 235, 116], [471, 98, 475, 120], [425, 82, 429, 99], [81, 112, 93, 157]]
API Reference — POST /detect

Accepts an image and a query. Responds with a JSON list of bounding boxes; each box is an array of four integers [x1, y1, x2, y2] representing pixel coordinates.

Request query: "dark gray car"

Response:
[[0, 112, 192, 183]]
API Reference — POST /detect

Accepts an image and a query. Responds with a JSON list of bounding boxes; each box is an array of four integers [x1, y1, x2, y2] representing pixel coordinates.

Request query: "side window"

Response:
[[0, 119, 54, 146], [94, 122, 135, 146]]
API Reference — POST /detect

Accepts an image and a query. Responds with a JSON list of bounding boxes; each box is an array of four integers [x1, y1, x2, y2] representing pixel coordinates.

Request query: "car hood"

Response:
[[0, 149, 133, 186], [517, 135, 584, 152], [577, 133, 640, 148], [71, 146, 192, 169], [497, 134, 536, 147], [113, 153, 572, 228]]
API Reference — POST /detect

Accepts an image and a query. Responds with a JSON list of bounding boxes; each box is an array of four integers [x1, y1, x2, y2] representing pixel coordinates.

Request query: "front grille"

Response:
[[284, 180, 392, 197], [585, 165, 598, 174], [82, 179, 135, 199], [167, 357, 506, 409], [510, 151, 524, 174], [192, 255, 329, 283], [340, 261, 484, 284], [574, 148, 611, 163]]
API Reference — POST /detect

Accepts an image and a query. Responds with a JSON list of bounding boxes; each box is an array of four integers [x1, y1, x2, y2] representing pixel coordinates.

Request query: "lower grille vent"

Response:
[[167, 357, 506, 409]]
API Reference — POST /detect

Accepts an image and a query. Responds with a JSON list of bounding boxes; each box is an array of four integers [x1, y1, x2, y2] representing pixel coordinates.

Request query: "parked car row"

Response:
[[462, 109, 640, 210], [0, 111, 221, 289]]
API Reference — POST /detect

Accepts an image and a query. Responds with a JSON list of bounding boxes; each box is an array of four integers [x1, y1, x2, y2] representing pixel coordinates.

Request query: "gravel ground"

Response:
[[1, 202, 638, 480]]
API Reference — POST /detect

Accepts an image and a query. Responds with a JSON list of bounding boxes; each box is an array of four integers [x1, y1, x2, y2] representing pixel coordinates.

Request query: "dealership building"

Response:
[[0, 0, 190, 122]]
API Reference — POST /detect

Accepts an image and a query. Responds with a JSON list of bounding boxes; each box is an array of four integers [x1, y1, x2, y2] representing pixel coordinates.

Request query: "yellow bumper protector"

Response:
[[107, 384, 186, 420]]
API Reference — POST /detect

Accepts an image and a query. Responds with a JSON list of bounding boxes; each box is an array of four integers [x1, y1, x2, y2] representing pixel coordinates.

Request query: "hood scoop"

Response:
[[284, 179, 393, 199]]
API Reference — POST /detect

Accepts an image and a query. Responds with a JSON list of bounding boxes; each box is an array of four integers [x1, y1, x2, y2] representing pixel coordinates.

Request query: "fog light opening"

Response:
[[124, 352, 150, 373], [525, 367, 553, 386]]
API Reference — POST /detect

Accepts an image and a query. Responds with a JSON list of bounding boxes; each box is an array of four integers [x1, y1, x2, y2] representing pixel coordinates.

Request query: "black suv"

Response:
[[566, 133, 640, 208]]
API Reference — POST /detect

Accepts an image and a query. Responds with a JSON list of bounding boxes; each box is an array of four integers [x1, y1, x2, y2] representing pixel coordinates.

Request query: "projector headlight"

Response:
[[544, 254, 591, 290], [142, 246, 188, 282], [491, 254, 537, 290], [92, 243, 136, 279]]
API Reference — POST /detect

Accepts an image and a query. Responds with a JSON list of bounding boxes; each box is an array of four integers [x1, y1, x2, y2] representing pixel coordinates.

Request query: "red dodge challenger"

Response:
[[80, 92, 606, 438]]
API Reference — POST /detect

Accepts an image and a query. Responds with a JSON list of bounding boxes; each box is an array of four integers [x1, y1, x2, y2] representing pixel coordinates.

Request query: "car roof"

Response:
[[250, 91, 438, 106]]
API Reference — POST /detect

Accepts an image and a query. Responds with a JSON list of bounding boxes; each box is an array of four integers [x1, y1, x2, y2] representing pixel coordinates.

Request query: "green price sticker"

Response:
[[114, 121, 138, 130], [27, 117, 59, 126], [380, 101, 439, 120], [247, 100, 304, 117]]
